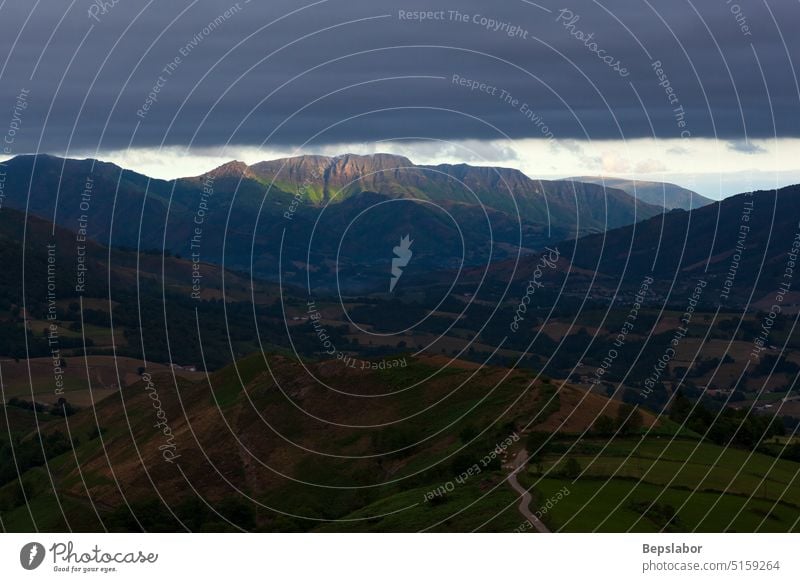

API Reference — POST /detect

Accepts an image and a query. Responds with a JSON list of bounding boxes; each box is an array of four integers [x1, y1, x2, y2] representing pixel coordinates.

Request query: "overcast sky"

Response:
[[1, 0, 798, 197]]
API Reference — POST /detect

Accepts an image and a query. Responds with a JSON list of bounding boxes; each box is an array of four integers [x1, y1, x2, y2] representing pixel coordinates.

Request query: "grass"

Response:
[[528, 477, 799, 532], [0, 466, 105, 532], [4, 352, 797, 533], [314, 475, 523, 532], [520, 436, 800, 532], [210, 352, 267, 408]]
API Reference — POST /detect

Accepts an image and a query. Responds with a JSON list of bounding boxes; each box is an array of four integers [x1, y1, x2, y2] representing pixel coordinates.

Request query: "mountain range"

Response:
[[0, 153, 671, 291], [569, 176, 713, 210]]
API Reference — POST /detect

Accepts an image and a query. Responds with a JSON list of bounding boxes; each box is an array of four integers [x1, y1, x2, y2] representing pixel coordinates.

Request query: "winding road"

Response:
[[508, 449, 551, 533]]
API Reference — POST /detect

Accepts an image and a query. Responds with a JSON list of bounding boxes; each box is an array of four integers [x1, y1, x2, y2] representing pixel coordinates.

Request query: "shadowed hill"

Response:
[[570, 176, 713, 210], [0, 353, 653, 532], [474, 184, 800, 307]]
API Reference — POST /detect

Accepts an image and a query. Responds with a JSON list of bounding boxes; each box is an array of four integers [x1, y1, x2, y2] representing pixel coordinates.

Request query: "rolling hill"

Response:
[[470, 184, 800, 308], [570, 176, 713, 210], [566, 184, 800, 304], [0, 202, 282, 370], [0, 353, 651, 532]]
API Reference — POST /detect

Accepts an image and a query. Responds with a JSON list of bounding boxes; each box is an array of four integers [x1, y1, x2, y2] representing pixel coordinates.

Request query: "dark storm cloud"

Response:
[[0, 0, 798, 154]]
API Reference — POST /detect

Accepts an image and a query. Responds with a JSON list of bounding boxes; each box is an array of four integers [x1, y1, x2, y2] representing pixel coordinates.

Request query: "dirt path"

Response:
[[508, 449, 550, 533]]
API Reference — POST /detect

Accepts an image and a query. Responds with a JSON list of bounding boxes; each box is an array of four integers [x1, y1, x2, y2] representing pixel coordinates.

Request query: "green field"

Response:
[[520, 437, 800, 532]]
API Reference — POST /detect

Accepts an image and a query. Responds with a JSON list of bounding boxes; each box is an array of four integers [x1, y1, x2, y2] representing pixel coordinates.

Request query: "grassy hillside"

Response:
[[2, 352, 797, 532], [0, 354, 635, 532], [519, 436, 800, 532]]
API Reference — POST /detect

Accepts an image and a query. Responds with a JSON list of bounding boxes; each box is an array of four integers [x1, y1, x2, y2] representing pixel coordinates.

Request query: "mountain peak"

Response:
[[199, 160, 254, 180], [326, 153, 414, 180], [248, 152, 415, 176], [245, 153, 418, 202], [331, 152, 414, 166]]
